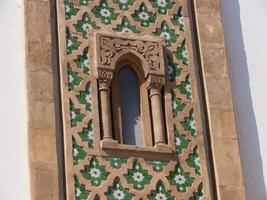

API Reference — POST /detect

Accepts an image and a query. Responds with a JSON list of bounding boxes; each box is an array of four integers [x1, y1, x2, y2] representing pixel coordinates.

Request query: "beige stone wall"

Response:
[[193, 0, 246, 198], [25, 0, 60, 199]]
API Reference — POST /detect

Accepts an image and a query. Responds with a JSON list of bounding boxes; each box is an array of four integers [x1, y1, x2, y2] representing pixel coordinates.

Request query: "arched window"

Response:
[[118, 67, 141, 146], [92, 32, 173, 153], [111, 56, 154, 148]]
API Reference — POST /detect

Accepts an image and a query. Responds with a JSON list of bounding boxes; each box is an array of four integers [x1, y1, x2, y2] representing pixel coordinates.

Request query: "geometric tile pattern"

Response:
[[60, 0, 209, 199]]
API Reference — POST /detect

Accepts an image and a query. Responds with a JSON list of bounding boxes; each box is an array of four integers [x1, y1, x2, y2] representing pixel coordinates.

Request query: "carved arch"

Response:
[[112, 53, 151, 146], [114, 51, 146, 80]]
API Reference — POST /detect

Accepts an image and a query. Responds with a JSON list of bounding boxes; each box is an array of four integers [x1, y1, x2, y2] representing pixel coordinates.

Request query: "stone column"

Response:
[[98, 70, 114, 141], [148, 75, 166, 145]]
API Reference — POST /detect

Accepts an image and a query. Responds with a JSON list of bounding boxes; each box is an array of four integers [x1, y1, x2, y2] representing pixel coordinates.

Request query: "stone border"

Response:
[[24, 0, 63, 199], [24, 0, 246, 199], [192, 0, 246, 199]]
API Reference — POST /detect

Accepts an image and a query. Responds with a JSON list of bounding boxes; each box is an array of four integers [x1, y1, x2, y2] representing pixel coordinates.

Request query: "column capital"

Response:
[[97, 68, 113, 81], [147, 74, 165, 90], [98, 79, 112, 92], [97, 69, 113, 92]]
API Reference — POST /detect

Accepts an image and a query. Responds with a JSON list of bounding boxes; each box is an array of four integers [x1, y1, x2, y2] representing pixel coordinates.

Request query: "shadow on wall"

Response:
[[50, 0, 66, 199], [220, 0, 267, 199]]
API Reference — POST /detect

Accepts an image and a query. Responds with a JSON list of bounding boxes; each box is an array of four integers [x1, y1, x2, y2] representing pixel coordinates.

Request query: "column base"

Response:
[[154, 143, 173, 153], [101, 139, 119, 148]]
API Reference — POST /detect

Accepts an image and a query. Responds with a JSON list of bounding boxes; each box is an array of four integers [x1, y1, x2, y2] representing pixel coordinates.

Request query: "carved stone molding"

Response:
[[97, 68, 113, 81], [98, 79, 112, 92], [99, 36, 160, 70], [90, 31, 167, 79], [97, 69, 113, 93], [147, 74, 166, 90]]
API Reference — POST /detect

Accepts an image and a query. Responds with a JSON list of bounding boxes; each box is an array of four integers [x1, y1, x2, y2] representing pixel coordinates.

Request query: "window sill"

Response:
[[100, 139, 175, 155]]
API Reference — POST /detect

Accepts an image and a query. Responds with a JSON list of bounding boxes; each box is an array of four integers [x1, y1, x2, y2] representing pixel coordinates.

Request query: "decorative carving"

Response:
[[97, 69, 113, 80], [147, 74, 165, 89], [98, 79, 112, 92], [91, 31, 166, 79], [97, 69, 113, 92], [99, 36, 160, 70]]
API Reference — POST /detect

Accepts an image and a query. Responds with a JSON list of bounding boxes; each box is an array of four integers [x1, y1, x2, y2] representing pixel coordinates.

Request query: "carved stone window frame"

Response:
[[89, 31, 174, 154], [25, 0, 247, 199]]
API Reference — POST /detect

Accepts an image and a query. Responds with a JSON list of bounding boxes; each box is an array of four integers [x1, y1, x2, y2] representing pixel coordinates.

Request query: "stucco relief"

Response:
[[91, 31, 166, 81]]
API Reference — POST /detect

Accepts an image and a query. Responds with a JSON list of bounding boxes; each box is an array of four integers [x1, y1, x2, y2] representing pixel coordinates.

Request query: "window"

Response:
[[118, 67, 141, 146], [111, 54, 153, 147], [90, 31, 174, 154]]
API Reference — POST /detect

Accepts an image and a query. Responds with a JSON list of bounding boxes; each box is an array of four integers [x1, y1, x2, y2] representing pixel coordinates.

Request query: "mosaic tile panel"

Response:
[[58, 0, 211, 199]]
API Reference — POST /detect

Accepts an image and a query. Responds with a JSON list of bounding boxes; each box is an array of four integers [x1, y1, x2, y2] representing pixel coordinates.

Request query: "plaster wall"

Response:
[[220, 0, 267, 199], [0, 0, 29, 199]]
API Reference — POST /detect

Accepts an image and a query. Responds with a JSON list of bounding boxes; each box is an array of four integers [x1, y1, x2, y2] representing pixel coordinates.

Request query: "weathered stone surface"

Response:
[[194, 0, 246, 198], [31, 162, 58, 200], [197, 13, 225, 44], [219, 185, 246, 200], [195, 0, 220, 13], [27, 71, 54, 102], [25, 0, 60, 199], [209, 106, 238, 139], [212, 139, 244, 185], [27, 42, 52, 65], [201, 43, 228, 78], [205, 77, 234, 109], [26, 0, 51, 42]]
